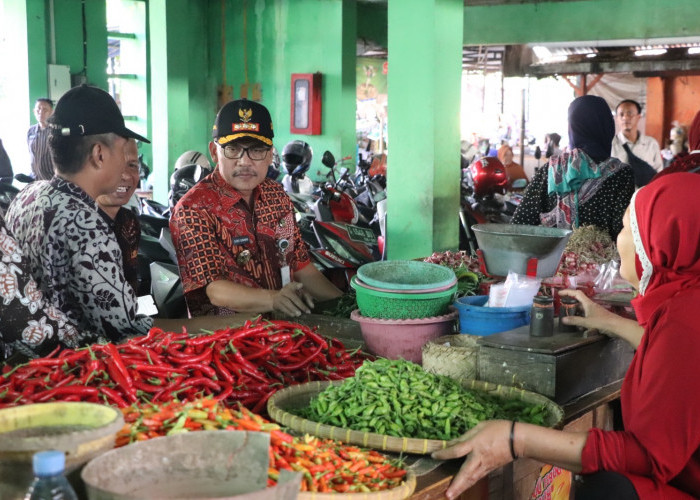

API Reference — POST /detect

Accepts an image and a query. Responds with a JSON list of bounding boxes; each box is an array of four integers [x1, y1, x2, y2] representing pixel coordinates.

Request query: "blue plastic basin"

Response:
[[454, 295, 531, 336]]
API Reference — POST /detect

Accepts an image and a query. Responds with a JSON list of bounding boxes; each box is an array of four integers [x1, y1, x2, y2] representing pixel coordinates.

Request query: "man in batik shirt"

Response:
[[170, 99, 342, 317], [0, 216, 90, 361], [6, 85, 154, 341]]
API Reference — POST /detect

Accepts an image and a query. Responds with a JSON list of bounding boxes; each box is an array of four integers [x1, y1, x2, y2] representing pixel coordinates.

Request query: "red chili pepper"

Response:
[[168, 349, 212, 365], [33, 385, 99, 403], [100, 386, 129, 408], [185, 329, 231, 347], [176, 362, 217, 379], [106, 358, 137, 403], [106, 344, 134, 386], [182, 376, 221, 393], [212, 356, 235, 384]]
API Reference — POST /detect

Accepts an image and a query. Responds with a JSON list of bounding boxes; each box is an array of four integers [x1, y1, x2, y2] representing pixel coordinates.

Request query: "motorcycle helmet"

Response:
[[281, 140, 313, 177], [174, 150, 211, 170], [169, 153, 214, 208], [267, 147, 281, 180], [469, 156, 508, 197]]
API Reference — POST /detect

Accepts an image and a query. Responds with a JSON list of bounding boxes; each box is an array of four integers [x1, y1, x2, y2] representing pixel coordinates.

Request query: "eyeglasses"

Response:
[[617, 111, 639, 118], [221, 144, 271, 161]]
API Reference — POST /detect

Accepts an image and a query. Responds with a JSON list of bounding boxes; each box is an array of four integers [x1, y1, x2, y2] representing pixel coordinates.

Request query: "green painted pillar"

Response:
[[386, 0, 463, 260], [149, 0, 195, 202], [25, 0, 49, 106]]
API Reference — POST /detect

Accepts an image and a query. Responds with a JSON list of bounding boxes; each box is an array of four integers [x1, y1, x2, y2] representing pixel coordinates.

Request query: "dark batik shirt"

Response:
[[0, 216, 88, 360], [170, 171, 310, 316], [5, 177, 152, 341], [99, 207, 141, 293]]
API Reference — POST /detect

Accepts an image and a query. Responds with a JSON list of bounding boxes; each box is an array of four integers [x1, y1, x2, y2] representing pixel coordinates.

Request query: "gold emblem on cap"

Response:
[[239, 108, 253, 123], [237, 249, 252, 266]]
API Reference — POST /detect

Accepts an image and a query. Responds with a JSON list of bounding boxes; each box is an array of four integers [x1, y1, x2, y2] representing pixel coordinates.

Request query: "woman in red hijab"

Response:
[[654, 109, 700, 180], [433, 172, 700, 500]]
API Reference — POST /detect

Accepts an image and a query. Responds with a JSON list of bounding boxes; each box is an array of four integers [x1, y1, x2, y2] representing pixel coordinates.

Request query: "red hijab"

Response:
[[629, 172, 700, 326], [654, 110, 700, 180]]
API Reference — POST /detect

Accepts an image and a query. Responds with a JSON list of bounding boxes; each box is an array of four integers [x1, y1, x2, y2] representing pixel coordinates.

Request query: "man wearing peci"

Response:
[[170, 99, 342, 318]]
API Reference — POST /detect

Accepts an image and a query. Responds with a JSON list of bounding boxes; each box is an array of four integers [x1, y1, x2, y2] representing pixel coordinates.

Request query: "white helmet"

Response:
[[174, 150, 211, 170]]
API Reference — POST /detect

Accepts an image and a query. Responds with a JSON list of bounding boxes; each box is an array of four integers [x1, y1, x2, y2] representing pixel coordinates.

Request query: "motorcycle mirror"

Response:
[[511, 178, 528, 189], [322, 151, 336, 168], [534, 146, 542, 160]]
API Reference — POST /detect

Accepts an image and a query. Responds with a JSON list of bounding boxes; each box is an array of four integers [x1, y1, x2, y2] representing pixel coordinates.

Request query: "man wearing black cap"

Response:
[[170, 99, 342, 317], [5, 85, 155, 342]]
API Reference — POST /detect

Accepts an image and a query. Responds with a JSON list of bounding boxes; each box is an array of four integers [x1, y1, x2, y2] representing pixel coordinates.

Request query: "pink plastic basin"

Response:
[[350, 308, 459, 364]]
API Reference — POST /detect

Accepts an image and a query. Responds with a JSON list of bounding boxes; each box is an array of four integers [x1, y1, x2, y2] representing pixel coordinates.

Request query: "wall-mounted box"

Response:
[[290, 73, 322, 135], [48, 64, 71, 102]]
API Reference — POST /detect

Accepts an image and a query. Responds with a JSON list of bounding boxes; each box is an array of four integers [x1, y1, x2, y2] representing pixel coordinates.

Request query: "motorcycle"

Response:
[[459, 156, 526, 255], [300, 151, 382, 290]]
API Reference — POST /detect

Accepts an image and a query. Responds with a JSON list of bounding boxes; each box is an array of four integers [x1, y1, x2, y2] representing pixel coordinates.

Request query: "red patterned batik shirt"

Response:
[[169, 171, 311, 316]]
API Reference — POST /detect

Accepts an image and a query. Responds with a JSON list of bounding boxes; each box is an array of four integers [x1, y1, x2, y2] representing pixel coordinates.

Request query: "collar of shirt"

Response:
[[210, 168, 264, 207], [617, 131, 647, 146], [50, 176, 101, 212]]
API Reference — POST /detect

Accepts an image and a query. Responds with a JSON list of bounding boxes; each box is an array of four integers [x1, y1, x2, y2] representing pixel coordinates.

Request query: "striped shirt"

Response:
[[27, 124, 55, 180]]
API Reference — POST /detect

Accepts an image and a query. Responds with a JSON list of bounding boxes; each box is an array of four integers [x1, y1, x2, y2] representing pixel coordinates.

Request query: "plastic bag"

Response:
[[488, 271, 541, 308], [593, 260, 634, 294]]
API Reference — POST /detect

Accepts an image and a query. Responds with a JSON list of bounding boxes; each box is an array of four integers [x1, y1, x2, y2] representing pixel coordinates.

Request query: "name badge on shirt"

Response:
[[233, 236, 251, 246], [281, 265, 291, 286]]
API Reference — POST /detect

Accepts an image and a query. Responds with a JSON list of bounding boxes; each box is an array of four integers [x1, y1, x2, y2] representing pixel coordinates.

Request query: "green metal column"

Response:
[[149, 0, 194, 202], [386, 0, 463, 260]]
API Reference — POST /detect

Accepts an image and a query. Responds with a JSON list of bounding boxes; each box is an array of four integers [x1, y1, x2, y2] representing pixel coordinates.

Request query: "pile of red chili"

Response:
[[116, 399, 407, 493], [0, 317, 369, 413]]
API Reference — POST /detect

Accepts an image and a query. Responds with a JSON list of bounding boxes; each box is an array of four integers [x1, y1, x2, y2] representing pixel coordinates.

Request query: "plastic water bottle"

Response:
[[24, 450, 78, 500]]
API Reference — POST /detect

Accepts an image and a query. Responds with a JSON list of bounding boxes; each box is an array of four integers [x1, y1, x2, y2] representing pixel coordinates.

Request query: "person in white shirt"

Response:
[[611, 99, 663, 187]]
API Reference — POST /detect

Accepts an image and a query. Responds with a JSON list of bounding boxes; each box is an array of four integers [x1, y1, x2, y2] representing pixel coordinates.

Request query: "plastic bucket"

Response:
[[454, 295, 530, 336]]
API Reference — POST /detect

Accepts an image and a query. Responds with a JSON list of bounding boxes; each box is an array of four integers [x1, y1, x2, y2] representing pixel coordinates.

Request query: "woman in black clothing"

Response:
[[512, 95, 634, 240]]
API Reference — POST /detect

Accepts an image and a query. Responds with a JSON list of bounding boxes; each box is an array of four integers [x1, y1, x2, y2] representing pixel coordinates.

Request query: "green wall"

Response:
[[52, 0, 108, 90], [149, 0, 215, 200], [207, 0, 357, 182], [463, 0, 700, 45]]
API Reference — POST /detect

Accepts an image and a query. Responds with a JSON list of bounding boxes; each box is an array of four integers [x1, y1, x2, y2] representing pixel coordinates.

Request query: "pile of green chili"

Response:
[[297, 358, 548, 441]]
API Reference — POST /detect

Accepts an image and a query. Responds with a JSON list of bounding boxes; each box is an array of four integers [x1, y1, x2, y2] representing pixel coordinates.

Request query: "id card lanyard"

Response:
[[278, 238, 291, 286]]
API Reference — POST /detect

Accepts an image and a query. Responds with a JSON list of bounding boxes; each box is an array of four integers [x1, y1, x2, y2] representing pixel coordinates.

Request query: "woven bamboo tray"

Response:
[[297, 471, 416, 500], [422, 334, 480, 383], [267, 380, 563, 455]]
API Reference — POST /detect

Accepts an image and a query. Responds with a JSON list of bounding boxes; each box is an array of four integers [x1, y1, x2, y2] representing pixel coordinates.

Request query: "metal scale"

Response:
[[471, 224, 635, 405]]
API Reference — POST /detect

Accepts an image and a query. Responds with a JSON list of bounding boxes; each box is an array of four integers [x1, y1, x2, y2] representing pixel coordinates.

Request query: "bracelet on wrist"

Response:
[[509, 420, 518, 460]]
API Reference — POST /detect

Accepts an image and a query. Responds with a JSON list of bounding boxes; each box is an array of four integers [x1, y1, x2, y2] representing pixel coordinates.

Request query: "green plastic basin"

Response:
[[357, 260, 457, 291], [351, 276, 457, 319]]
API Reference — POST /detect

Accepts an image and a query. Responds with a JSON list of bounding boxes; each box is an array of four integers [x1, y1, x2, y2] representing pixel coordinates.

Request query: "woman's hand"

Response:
[[558, 289, 643, 348], [558, 289, 619, 335], [431, 420, 513, 499]]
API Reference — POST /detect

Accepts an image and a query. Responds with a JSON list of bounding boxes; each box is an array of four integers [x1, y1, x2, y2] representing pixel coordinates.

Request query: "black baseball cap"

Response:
[[50, 84, 150, 143], [212, 99, 274, 146]]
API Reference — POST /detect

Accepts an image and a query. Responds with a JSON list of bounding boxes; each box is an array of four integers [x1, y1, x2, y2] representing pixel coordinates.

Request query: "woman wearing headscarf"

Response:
[[654, 109, 700, 180], [512, 95, 635, 240], [496, 144, 528, 190], [433, 173, 700, 500]]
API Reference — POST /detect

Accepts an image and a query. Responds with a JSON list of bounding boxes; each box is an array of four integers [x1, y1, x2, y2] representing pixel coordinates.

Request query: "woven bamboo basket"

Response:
[[422, 334, 480, 383], [297, 471, 416, 500], [267, 380, 563, 456]]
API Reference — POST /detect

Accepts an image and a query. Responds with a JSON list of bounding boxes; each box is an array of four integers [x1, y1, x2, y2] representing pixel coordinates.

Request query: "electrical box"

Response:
[[290, 73, 322, 135], [48, 64, 71, 102]]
